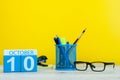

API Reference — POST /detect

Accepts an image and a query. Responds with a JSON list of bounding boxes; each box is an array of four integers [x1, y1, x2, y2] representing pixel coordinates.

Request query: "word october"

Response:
[[4, 50, 37, 73], [8, 50, 35, 55]]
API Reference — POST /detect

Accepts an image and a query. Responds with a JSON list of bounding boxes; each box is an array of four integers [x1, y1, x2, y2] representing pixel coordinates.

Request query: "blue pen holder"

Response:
[[56, 44, 76, 70]]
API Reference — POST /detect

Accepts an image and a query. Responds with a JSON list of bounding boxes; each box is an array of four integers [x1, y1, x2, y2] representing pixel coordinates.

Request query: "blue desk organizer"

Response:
[[56, 44, 76, 70]]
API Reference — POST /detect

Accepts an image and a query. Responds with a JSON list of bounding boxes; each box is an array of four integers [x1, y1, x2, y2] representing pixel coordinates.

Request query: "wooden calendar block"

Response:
[[21, 55, 37, 72], [3, 50, 37, 72], [4, 55, 21, 72], [21, 50, 37, 72]]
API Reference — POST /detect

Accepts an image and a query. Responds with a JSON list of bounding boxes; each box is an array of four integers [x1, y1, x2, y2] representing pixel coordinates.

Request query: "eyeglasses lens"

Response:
[[91, 63, 104, 71], [76, 63, 87, 70]]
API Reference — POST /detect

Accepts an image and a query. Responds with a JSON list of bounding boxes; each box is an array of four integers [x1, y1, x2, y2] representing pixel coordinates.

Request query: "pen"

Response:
[[54, 35, 61, 44]]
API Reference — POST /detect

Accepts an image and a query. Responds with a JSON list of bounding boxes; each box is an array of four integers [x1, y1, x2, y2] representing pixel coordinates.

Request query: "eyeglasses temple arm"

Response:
[[105, 63, 115, 68]]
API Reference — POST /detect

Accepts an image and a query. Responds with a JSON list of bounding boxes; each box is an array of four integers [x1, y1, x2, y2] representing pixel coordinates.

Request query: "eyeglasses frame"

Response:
[[74, 61, 115, 72]]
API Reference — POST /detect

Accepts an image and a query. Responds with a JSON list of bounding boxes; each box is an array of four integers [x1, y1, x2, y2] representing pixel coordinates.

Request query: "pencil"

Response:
[[66, 28, 87, 54], [73, 28, 87, 44]]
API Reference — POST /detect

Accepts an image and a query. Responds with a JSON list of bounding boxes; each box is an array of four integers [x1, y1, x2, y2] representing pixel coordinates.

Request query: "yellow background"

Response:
[[0, 0, 120, 65]]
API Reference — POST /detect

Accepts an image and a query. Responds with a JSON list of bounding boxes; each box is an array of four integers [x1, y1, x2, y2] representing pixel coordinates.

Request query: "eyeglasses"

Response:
[[74, 61, 115, 72]]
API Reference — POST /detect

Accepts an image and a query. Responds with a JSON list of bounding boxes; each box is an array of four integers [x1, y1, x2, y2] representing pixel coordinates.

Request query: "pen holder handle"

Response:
[[55, 44, 76, 70]]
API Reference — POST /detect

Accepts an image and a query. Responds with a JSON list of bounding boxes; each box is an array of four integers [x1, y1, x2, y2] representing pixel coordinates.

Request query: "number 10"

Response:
[[7, 56, 34, 71]]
